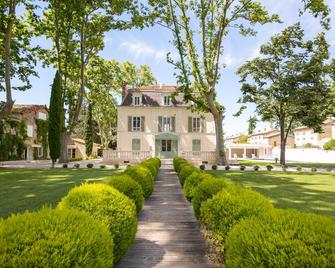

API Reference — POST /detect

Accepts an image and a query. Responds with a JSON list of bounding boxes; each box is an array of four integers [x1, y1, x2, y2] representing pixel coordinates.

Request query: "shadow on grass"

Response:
[[208, 171, 335, 218]]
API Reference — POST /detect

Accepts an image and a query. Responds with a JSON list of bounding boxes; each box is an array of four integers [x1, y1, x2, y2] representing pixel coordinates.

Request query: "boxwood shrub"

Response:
[[141, 158, 160, 178], [178, 164, 197, 186], [125, 165, 154, 198], [105, 174, 144, 214], [200, 184, 273, 240], [57, 183, 137, 263], [192, 178, 227, 219], [173, 157, 187, 173], [0, 208, 114, 267], [226, 209, 335, 268], [183, 172, 213, 201]]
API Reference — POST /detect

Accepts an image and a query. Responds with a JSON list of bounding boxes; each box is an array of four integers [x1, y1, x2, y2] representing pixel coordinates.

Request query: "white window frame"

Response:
[[37, 147, 43, 157], [132, 139, 141, 151], [162, 116, 171, 132], [192, 139, 201, 152], [192, 117, 201, 132], [27, 124, 34, 137], [132, 116, 141, 132], [38, 112, 47, 120], [163, 95, 171, 106], [133, 94, 142, 106]]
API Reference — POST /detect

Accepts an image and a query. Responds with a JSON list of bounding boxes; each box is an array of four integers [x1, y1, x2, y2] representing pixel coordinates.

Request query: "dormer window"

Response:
[[133, 94, 142, 106], [163, 95, 171, 106]]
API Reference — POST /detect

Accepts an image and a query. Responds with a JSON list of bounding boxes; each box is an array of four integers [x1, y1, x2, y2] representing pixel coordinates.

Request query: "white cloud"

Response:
[[120, 39, 168, 63]]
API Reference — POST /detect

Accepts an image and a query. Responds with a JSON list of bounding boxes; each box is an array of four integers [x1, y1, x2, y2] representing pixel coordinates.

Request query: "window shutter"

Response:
[[188, 117, 192, 132], [128, 116, 132, 132], [141, 116, 145, 132], [171, 116, 176, 132], [201, 120, 206, 133], [158, 116, 162, 132]]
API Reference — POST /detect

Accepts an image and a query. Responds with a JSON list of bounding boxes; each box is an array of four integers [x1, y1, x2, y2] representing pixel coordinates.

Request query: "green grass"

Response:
[[237, 160, 335, 167], [0, 168, 118, 218], [209, 170, 335, 218]]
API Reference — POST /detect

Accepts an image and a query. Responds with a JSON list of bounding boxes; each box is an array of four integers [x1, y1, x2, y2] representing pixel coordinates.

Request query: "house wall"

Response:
[[295, 129, 321, 147], [117, 106, 216, 155]]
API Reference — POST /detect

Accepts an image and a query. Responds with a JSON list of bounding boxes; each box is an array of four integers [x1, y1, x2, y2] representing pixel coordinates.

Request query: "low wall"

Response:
[[272, 148, 335, 163]]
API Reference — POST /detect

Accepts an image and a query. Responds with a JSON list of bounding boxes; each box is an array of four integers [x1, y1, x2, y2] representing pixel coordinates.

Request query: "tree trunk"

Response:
[[59, 131, 69, 163], [51, 159, 55, 168], [279, 114, 286, 165], [213, 111, 227, 165], [0, 0, 16, 120]]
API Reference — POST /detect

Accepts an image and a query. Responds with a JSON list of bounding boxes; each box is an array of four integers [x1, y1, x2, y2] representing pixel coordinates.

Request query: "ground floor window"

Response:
[[132, 139, 141, 151], [162, 140, 172, 152], [37, 147, 43, 157], [67, 148, 76, 158], [192, 139, 201, 151]]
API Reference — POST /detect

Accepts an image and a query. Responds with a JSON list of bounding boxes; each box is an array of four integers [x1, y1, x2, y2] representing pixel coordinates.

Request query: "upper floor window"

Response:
[[163, 117, 171, 132], [38, 112, 47, 120], [163, 96, 171, 106], [128, 116, 145, 132], [133, 94, 142, 106], [132, 116, 141, 131], [27, 125, 33, 137], [192, 117, 201, 132]]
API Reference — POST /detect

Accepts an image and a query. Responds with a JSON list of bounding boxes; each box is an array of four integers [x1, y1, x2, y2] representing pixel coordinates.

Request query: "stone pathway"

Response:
[[116, 166, 214, 268]]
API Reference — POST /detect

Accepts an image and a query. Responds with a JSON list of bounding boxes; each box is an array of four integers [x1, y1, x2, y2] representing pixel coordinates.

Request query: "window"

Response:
[[132, 139, 141, 151], [163, 117, 171, 132], [38, 112, 47, 120], [27, 125, 33, 137], [163, 96, 170, 106], [192, 117, 201, 132], [37, 147, 43, 157], [162, 140, 172, 152], [67, 148, 76, 158], [133, 94, 142, 106], [132, 117, 141, 132], [192, 139, 201, 152]]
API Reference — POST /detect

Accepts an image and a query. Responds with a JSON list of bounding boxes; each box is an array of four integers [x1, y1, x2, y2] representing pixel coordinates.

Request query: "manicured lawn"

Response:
[[209, 170, 335, 218], [0, 168, 118, 218], [238, 160, 335, 167]]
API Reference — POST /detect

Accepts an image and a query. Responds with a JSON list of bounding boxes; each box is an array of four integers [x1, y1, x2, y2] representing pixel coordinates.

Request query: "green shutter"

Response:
[[158, 116, 162, 132], [171, 116, 176, 132], [128, 116, 132, 132], [188, 117, 192, 132], [201, 119, 206, 133], [132, 139, 140, 151], [141, 116, 145, 132]]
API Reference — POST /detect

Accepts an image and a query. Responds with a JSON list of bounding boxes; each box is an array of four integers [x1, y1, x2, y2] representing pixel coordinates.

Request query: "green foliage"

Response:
[[125, 165, 154, 198], [266, 165, 273, 171], [178, 164, 197, 186], [199, 164, 205, 170], [35, 118, 48, 159], [236, 135, 248, 144], [85, 103, 93, 157], [0, 207, 114, 267], [200, 185, 273, 241], [226, 209, 335, 268], [173, 157, 188, 173], [240, 165, 246, 171], [105, 174, 144, 214], [323, 139, 335, 150], [183, 171, 212, 201], [141, 159, 159, 178], [225, 166, 230, 171], [57, 183, 137, 263], [192, 178, 227, 219], [212, 164, 218, 170], [48, 71, 62, 164], [86, 163, 94, 168], [247, 116, 257, 135], [253, 165, 260, 171]]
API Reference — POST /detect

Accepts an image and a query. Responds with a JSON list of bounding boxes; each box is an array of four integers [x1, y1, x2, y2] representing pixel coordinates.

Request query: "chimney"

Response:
[[122, 81, 127, 100]]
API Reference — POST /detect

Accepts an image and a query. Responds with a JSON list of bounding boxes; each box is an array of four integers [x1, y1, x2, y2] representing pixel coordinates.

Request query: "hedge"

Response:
[[173, 157, 188, 173], [125, 165, 154, 198], [226, 209, 335, 268], [178, 164, 197, 186], [104, 174, 144, 214], [192, 177, 227, 219], [141, 158, 160, 179], [0, 208, 114, 267], [200, 184, 273, 240], [183, 171, 213, 201], [57, 183, 137, 263]]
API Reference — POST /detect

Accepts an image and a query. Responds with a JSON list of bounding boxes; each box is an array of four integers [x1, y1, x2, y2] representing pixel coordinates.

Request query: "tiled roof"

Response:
[[128, 85, 177, 93], [12, 104, 48, 114], [249, 129, 279, 137]]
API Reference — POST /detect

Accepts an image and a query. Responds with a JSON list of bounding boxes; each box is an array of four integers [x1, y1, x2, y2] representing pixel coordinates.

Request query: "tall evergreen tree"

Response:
[[85, 103, 93, 157], [48, 71, 62, 167]]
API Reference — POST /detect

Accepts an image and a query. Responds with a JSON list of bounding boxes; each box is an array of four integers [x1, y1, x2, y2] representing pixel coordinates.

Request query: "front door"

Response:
[[155, 139, 177, 159]]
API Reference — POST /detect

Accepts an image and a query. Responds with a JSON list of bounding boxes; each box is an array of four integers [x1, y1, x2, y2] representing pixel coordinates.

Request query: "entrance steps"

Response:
[[160, 158, 173, 166]]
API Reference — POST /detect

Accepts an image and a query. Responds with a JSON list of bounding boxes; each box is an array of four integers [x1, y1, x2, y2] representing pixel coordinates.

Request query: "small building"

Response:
[[67, 137, 100, 160], [248, 129, 294, 147], [226, 143, 272, 159]]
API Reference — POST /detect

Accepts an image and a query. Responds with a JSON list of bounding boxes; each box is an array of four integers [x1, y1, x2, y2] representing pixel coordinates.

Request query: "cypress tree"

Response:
[[85, 103, 93, 157], [48, 71, 62, 167]]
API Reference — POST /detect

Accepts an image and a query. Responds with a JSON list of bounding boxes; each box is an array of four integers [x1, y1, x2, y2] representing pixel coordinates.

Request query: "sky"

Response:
[[1, 0, 335, 136]]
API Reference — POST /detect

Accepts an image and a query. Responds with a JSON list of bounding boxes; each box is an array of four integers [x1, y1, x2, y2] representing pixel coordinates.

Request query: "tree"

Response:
[[121, 61, 157, 87], [302, 0, 330, 29], [158, 0, 279, 165], [237, 24, 334, 164], [237, 135, 249, 144], [48, 71, 62, 167], [247, 116, 257, 135], [0, 0, 38, 120], [85, 102, 93, 157]]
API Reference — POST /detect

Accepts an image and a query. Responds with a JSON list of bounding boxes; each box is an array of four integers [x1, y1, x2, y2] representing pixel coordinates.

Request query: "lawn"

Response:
[[209, 170, 335, 218], [0, 168, 118, 218], [237, 160, 335, 167]]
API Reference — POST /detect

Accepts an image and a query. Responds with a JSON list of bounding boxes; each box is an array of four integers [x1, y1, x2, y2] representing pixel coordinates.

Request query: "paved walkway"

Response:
[[116, 167, 214, 268]]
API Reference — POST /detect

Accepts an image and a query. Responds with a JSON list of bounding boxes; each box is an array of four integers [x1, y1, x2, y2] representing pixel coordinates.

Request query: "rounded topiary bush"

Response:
[[57, 183, 137, 263], [105, 174, 144, 214], [226, 209, 335, 268], [183, 172, 213, 201], [178, 164, 197, 186], [0, 208, 114, 267], [125, 165, 154, 198], [192, 178, 227, 219], [173, 157, 187, 173], [141, 160, 158, 178], [200, 184, 273, 240]]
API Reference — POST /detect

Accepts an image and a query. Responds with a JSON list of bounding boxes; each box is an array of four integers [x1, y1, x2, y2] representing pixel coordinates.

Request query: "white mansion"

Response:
[[103, 85, 217, 164]]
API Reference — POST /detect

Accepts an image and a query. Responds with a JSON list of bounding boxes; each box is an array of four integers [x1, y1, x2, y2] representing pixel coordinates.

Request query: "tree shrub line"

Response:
[[0, 157, 161, 267], [173, 157, 335, 267]]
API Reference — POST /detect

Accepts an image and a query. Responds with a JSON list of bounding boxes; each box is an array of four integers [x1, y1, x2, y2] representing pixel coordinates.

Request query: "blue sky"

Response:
[[1, 0, 335, 135]]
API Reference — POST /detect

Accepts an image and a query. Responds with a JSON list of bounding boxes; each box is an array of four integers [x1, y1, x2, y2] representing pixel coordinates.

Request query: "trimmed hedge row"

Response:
[[0, 157, 160, 267], [174, 157, 335, 267]]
